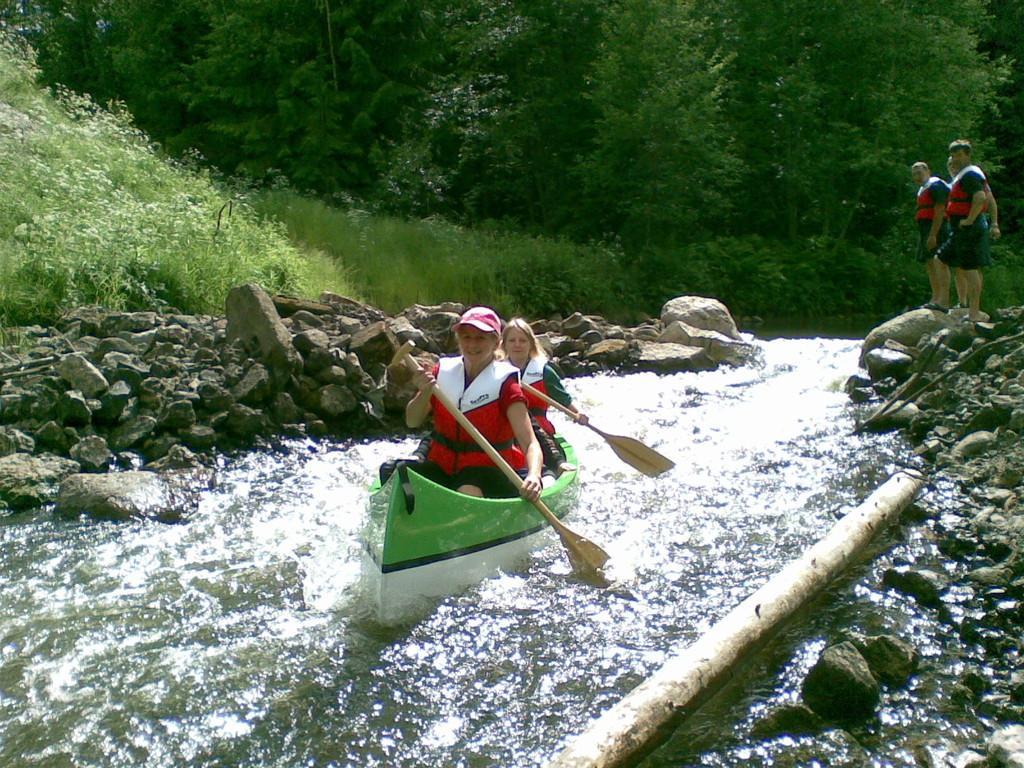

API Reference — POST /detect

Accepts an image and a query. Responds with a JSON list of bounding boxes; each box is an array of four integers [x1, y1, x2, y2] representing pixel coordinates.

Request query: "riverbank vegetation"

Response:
[[1, 1, 1023, 325], [0, 33, 353, 327]]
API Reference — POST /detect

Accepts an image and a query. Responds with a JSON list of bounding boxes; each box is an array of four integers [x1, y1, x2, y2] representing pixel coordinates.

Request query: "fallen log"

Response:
[[271, 294, 336, 317], [546, 469, 925, 768]]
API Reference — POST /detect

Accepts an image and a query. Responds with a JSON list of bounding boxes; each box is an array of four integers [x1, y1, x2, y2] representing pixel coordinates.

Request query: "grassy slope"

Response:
[[0, 32, 354, 327]]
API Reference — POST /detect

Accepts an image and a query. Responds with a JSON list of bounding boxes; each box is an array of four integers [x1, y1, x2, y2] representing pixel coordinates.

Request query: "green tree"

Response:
[[579, 0, 738, 248], [708, 0, 1003, 244], [980, 0, 1024, 234], [384, 0, 607, 231]]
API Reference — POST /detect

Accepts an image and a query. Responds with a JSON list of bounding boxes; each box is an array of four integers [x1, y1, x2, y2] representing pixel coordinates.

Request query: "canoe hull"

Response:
[[361, 439, 579, 621]]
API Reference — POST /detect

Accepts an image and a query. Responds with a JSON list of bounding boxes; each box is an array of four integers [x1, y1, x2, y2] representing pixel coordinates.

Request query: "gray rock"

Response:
[[858, 634, 919, 687], [158, 400, 197, 431], [952, 431, 997, 459], [56, 470, 195, 522], [94, 380, 133, 425], [633, 341, 716, 373], [660, 296, 741, 340], [862, 402, 920, 432], [289, 309, 323, 329], [147, 445, 202, 471], [179, 425, 217, 450], [69, 435, 112, 472], [860, 309, 959, 365], [584, 339, 631, 367], [0, 453, 81, 510], [109, 415, 158, 451], [225, 283, 303, 386], [100, 311, 160, 336], [988, 725, 1024, 768], [270, 392, 303, 424], [350, 321, 399, 377], [315, 365, 348, 385], [318, 383, 358, 417], [34, 421, 70, 452], [562, 312, 602, 339], [801, 641, 880, 721], [292, 328, 330, 356], [749, 702, 823, 739], [58, 390, 92, 427], [100, 351, 151, 389], [230, 363, 274, 405], [196, 382, 234, 412], [881, 567, 947, 608], [864, 347, 915, 382], [57, 353, 109, 397], [225, 404, 266, 438], [658, 321, 754, 365], [0, 427, 35, 456], [387, 315, 433, 351]]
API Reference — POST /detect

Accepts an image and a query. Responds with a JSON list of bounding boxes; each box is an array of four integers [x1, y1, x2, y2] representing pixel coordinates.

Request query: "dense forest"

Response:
[[1, 0, 1022, 320]]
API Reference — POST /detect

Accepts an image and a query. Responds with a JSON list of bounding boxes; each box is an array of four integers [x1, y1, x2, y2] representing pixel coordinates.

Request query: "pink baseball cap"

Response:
[[454, 306, 502, 335]]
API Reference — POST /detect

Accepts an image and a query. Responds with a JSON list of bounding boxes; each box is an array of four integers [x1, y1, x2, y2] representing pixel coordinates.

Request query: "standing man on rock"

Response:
[[937, 140, 995, 323], [911, 161, 950, 310]]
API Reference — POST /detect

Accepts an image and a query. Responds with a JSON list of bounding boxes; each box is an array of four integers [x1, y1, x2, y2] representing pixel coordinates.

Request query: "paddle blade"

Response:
[[559, 530, 612, 588], [601, 432, 675, 477]]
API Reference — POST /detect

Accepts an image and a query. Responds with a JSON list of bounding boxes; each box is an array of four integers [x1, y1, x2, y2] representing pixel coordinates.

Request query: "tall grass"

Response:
[[253, 189, 634, 320], [0, 32, 354, 327]]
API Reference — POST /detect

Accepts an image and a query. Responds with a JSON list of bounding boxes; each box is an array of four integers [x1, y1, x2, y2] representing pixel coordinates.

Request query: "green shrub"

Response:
[[254, 189, 636, 320]]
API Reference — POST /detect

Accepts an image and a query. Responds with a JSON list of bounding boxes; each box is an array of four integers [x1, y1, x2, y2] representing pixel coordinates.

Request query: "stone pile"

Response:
[[0, 286, 755, 517], [838, 304, 1024, 762]]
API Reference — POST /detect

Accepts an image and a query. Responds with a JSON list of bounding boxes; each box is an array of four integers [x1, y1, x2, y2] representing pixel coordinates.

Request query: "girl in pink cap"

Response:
[[405, 306, 543, 500]]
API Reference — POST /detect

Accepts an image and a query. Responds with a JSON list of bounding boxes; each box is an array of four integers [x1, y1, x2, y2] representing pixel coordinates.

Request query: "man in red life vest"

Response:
[[936, 140, 999, 322], [910, 161, 951, 311], [405, 306, 543, 500]]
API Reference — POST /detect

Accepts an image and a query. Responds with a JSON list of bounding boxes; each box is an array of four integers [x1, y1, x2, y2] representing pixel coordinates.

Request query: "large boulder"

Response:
[[988, 725, 1024, 768], [801, 641, 880, 722], [225, 283, 303, 386], [57, 353, 109, 398], [661, 296, 742, 340], [0, 453, 81, 510], [633, 341, 716, 373], [56, 470, 202, 522], [860, 309, 957, 365], [658, 321, 755, 365]]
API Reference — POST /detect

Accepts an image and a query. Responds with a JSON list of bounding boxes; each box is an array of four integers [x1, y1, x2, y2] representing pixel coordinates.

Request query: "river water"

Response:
[[0, 337, 983, 767]]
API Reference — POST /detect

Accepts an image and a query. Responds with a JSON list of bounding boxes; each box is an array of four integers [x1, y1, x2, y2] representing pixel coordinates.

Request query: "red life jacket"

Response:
[[946, 165, 986, 218], [915, 177, 944, 221], [521, 356, 556, 435], [426, 356, 526, 474]]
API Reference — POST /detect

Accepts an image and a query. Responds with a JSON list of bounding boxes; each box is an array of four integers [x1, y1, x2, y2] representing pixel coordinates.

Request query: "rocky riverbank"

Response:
[[750, 306, 1024, 766], [0, 285, 755, 520]]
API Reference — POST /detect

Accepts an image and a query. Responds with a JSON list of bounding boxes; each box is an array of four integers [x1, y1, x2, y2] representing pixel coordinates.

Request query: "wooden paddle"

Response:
[[521, 381, 675, 477], [391, 342, 610, 587]]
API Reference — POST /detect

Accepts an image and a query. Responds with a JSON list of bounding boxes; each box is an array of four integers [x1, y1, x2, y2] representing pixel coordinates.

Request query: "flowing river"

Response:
[[0, 337, 986, 767]]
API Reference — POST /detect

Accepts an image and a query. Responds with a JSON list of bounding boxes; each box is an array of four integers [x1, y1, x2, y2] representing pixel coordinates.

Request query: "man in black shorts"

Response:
[[910, 161, 950, 310], [936, 140, 992, 322]]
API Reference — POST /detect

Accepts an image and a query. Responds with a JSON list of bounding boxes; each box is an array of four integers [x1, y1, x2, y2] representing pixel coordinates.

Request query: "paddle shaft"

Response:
[[522, 381, 630, 442], [521, 380, 675, 477]]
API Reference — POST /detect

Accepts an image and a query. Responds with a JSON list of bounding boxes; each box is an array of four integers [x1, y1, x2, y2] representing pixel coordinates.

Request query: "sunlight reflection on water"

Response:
[[0, 337, 956, 768]]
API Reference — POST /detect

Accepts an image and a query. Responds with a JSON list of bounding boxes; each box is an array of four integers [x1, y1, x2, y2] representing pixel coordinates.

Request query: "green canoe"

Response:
[[361, 437, 580, 620]]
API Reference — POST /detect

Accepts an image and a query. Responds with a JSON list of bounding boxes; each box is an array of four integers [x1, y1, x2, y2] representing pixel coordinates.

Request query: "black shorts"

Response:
[[937, 218, 992, 270], [407, 460, 520, 498], [915, 220, 949, 263]]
